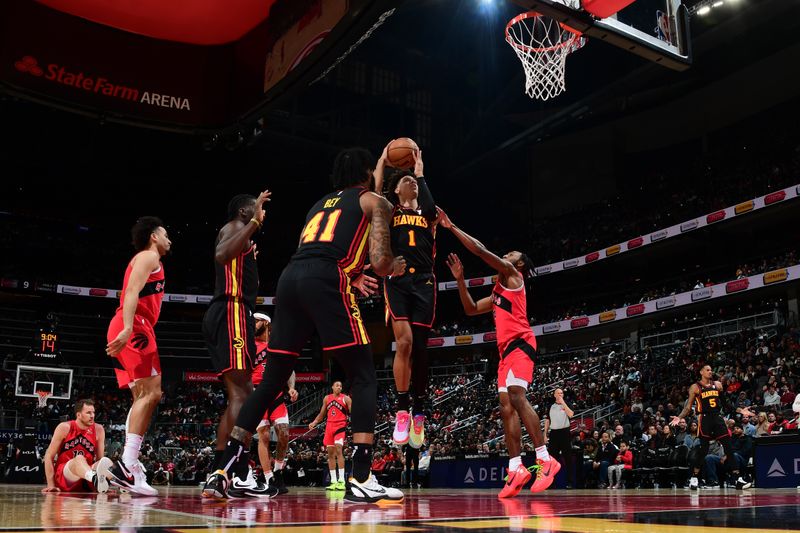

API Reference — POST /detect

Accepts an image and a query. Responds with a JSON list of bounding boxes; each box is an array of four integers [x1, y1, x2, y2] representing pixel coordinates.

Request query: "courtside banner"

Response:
[[393, 264, 800, 350], [430, 184, 798, 287]]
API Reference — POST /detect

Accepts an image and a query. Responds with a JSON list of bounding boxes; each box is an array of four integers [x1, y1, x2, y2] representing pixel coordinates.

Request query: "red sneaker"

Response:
[[530, 458, 560, 493], [498, 465, 532, 498]]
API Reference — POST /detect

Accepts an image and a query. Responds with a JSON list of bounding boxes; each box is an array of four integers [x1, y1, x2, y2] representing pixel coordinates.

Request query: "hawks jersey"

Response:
[[54, 420, 98, 469], [212, 243, 258, 309], [117, 258, 165, 325], [492, 281, 537, 356], [325, 394, 350, 425], [695, 382, 721, 414], [390, 205, 435, 272], [292, 186, 371, 278]]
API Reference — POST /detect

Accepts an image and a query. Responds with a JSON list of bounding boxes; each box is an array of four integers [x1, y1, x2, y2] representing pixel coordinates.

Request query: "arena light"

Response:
[[712, 1, 724, 7], [697, 6, 711, 15]]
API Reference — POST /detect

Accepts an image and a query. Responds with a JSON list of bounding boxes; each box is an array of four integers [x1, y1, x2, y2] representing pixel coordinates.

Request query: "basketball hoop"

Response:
[[36, 390, 51, 408], [505, 11, 585, 101]]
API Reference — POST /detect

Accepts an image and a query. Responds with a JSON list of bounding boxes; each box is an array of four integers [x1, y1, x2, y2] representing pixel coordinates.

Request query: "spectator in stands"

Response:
[[730, 424, 753, 468], [607, 441, 632, 489], [763, 385, 781, 408], [673, 418, 688, 444], [756, 412, 770, 436], [703, 440, 727, 488], [658, 425, 677, 448], [593, 432, 618, 488], [742, 415, 757, 437], [685, 421, 701, 449], [780, 385, 796, 409], [612, 425, 625, 447]]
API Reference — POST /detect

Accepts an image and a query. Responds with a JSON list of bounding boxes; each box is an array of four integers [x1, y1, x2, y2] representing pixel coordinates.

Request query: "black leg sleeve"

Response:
[[331, 345, 377, 434], [234, 352, 296, 433]]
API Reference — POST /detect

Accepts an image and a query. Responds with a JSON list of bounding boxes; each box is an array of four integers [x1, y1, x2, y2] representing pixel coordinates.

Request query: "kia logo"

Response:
[[15, 56, 43, 76]]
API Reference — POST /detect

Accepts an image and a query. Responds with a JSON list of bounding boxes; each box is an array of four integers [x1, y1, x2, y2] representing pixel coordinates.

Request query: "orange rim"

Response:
[[505, 11, 583, 53]]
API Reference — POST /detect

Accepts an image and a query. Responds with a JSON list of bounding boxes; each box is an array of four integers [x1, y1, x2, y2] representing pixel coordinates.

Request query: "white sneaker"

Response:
[[94, 457, 113, 494], [345, 474, 404, 503], [231, 467, 275, 498], [128, 461, 159, 496], [689, 477, 699, 491]]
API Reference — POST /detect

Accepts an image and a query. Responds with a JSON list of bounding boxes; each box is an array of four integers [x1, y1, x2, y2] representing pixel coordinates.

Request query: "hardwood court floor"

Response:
[[1, 485, 798, 532]]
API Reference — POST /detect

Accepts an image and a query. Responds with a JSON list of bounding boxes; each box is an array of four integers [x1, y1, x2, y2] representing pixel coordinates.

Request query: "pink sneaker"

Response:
[[392, 410, 410, 445], [409, 414, 425, 449]]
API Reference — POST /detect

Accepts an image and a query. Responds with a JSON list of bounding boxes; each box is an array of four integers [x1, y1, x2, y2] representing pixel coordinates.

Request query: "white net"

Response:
[[36, 390, 51, 408], [505, 12, 585, 101]]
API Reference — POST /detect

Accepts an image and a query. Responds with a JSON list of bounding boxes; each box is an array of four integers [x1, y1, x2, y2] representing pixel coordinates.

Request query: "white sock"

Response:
[[125, 407, 132, 434], [123, 433, 143, 467], [535, 445, 550, 461], [265, 471, 274, 484], [337, 467, 344, 481], [274, 460, 284, 471], [330, 469, 337, 482], [84, 469, 95, 482], [509, 456, 522, 471]]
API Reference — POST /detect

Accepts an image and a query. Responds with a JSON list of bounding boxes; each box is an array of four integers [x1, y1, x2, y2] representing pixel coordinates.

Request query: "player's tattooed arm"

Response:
[[671, 384, 698, 425], [364, 193, 404, 277], [230, 426, 254, 447]]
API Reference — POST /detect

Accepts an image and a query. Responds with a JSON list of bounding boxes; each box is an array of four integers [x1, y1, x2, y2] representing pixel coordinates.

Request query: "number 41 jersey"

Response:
[[292, 186, 370, 278]]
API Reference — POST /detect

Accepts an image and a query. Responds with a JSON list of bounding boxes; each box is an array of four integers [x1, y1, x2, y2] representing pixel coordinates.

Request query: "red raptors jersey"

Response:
[[55, 420, 98, 470], [252, 340, 268, 385], [117, 258, 165, 326], [326, 394, 349, 424], [492, 281, 537, 355]]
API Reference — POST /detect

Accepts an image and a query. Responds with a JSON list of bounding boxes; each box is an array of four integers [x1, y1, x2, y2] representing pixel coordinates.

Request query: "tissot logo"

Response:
[[767, 458, 786, 477], [14, 56, 191, 111]]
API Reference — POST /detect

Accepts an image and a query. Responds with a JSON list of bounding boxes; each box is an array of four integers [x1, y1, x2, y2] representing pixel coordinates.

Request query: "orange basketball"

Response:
[[386, 137, 418, 169]]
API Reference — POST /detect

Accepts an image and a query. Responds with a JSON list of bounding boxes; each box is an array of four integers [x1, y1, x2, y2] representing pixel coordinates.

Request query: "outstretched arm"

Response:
[[42, 423, 69, 492], [373, 141, 392, 195], [439, 211, 517, 279], [412, 150, 437, 220], [445, 253, 492, 316]]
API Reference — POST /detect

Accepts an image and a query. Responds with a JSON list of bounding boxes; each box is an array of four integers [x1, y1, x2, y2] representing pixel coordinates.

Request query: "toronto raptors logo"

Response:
[[131, 333, 149, 350]]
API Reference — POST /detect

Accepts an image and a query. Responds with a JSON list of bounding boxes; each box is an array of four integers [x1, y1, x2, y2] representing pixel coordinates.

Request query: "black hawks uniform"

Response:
[[203, 238, 259, 375], [268, 186, 372, 353], [695, 381, 730, 440], [384, 176, 438, 327]]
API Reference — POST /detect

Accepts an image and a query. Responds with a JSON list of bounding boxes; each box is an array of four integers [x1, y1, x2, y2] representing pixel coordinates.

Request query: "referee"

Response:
[[544, 388, 574, 487]]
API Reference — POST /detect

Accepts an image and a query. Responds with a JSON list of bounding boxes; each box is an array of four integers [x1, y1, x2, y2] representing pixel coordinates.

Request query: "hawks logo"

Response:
[[233, 337, 245, 349]]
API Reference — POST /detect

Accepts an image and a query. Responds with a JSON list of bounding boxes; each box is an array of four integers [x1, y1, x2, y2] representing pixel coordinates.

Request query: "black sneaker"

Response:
[[230, 469, 277, 498], [201, 470, 229, 500], [107, 459, 136, 490], [272, 469, 289, 495], [735, 477, 752, 490]]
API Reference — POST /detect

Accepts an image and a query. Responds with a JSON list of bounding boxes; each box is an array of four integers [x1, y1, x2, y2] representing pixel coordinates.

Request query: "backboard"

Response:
[[15, 365, 73, 401], [510, 0, 691, 70]]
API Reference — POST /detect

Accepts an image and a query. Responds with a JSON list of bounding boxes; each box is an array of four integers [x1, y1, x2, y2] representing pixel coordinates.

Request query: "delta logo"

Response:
[[14, 56, 191, 111]]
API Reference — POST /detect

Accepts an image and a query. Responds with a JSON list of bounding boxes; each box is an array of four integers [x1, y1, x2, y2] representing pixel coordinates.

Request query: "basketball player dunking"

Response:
[[105, 216, 170, 496], [309, 381, 351, 490], [42, 399, 113, 494], [203, 147, 405, 503], [375, 145, 438, 449], [670, 364, 754, 490], [442, 213, 559, 498]]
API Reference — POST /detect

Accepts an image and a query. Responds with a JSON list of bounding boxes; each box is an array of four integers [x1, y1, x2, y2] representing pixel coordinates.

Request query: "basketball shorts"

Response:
[[698, 413, 730, 441], [324, 422, 347, 447], [202, 299, 256, 375], [267, 260, 370, 354], [107, 313, 161, 388], [54, 461, 90, 492], [497, 335, 537, 393], [384, 271, 436, 327], [257, 402, 289, 429]]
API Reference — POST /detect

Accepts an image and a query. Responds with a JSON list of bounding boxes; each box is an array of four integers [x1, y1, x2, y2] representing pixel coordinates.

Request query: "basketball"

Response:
[[386, 137, 418, 168]]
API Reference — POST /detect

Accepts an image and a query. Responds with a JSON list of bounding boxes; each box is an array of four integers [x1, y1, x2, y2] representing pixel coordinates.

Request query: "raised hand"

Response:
[[446, 253, 464, 280], [413, 149, 424, 177], [254, 189, 272, 224]]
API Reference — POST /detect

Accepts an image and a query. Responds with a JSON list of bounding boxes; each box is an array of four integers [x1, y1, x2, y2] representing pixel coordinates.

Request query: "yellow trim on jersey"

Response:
[[230, 257, 243, 368], [345, 276, 369, 344], [341, 223, 370, 276]]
